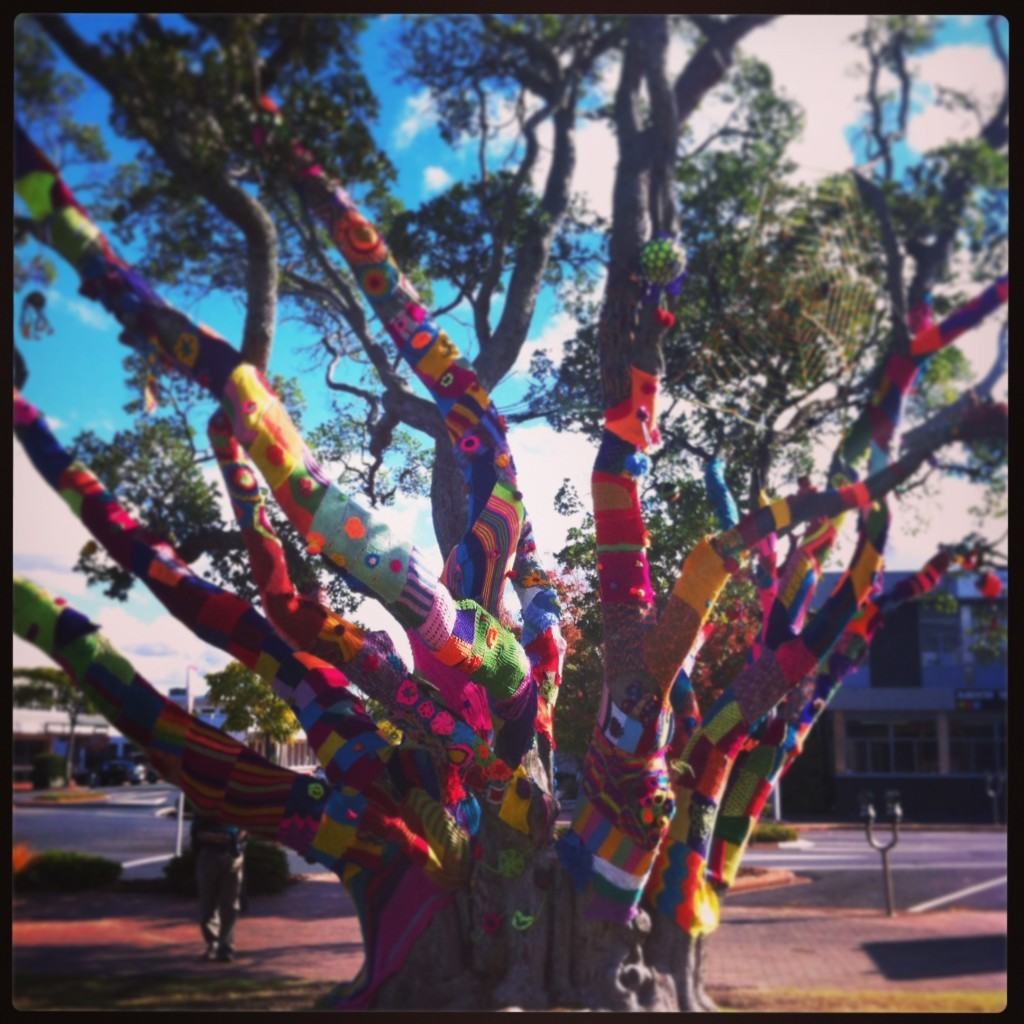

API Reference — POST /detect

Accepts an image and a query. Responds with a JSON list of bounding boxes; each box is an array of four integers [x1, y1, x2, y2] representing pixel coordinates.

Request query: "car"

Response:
[[132, 757, 159, 784], [97, 759, 147, 786]]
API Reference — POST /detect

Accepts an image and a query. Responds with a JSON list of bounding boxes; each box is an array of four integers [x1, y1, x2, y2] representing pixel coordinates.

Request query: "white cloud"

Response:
[[13, 438, 95, 584], [504, 421, 596, 566], [740, 15, 868, 182], [93, 602, 231, 696], [502, 310, 580, 383], [394, 89, 438, 150], [423, 165, 453, 194], [905, 44, 1004, 153], [45, 288, 115, 331]]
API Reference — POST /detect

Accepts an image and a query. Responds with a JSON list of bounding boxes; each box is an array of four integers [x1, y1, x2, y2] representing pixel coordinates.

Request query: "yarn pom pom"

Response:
[[976, 571, 1003, 599], [624, 452, 650, 477], [640, 237, 687, 286]]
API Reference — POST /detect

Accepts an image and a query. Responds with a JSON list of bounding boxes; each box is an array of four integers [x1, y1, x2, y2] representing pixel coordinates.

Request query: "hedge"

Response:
[[15, 850, 122, 891], [31, 752, 65, 790], [163, 838, 291, 897]]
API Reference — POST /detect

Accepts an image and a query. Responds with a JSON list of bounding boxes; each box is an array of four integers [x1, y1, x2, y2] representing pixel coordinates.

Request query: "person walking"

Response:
[[191, 813, 247, 962]]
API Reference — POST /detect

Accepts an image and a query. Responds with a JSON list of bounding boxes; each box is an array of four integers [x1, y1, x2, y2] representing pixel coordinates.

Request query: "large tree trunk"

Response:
[[369, 798, 705, 1012]]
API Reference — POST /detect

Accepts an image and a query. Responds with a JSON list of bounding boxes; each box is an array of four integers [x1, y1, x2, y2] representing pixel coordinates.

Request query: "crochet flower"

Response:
[[481, 912, 503, 935], [396, 679, 419, 706], [431, 711, 455, 736]]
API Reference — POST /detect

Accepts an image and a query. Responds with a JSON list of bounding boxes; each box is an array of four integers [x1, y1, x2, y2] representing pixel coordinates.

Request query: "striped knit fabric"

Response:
[[834, 276, 1008, 480], [556, 369, 681, 922], [13, 391, 477, 886], [13, 577, 331, 853], [708, 544, 962, 888], [645, 502, 889, 935], [251, 96, 564, 757], [13, 124, 534, 741], [12, 575, 450, 1010], [208, 410, 509, 804]]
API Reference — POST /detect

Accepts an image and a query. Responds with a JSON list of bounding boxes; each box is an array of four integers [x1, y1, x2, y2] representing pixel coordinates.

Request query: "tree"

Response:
[[203, 660, 300, 750], [13, 14, 1007, 1012], [13, 666, 97, 784]]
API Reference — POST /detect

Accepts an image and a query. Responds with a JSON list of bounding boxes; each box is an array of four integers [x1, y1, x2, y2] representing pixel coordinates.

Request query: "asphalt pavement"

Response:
[[736, 829, 1006, 913], [14, 790, 1007, 912]]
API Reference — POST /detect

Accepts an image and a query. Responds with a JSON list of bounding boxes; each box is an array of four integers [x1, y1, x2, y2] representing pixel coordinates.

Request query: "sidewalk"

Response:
[[13, 874, 1006, 1007]]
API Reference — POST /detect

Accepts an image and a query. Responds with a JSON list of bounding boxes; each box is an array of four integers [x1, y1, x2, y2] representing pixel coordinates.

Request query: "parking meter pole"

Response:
[[881, 847, 895, 917], [861, 789, 901, 918]]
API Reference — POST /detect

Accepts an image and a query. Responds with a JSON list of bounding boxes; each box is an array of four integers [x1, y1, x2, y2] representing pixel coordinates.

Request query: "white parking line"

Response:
[[120, 854, 174, 869], [906, 875, 1007, 914]]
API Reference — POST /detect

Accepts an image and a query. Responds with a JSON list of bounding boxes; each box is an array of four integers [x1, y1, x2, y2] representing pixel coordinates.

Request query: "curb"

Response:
[[788, 822, 1006, 833], [731, 868, 800, 894], [14, 796, 110, 808]]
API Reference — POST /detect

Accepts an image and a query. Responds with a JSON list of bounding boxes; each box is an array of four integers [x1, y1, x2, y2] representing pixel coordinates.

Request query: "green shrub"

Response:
[[163, 838, 291, 897], [751, 822, 799, 844], [15, 850, 122, 891], [31, 752, 64, 790]]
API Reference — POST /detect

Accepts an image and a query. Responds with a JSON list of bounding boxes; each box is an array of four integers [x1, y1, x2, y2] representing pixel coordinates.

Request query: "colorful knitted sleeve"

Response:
[[710, 542, 963, 889], [645, 501, 889, 936], [13, 575, 333, 860], [13, 125, 532, 734], [208, 409, 547, 834], [553, 367, 686, 923], [660, 458, 737, 760], [252, 96, 564, 759], [14, 390, 475, 886], [208, 410, 496, 755], [12, 577, 454, 1012], [833, 276, 1008, 480]]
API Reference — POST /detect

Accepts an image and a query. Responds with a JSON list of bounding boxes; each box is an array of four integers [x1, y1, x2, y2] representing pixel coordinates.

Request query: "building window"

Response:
[[918, 600, 962, 667], [949, 717, 1006, 774], [845, 718, 938, 774]]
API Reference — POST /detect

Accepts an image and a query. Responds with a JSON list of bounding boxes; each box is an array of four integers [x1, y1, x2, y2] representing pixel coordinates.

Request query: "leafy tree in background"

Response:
[[13, 666, 97, 784], [203, 660, 300, 750], [13, 13, 1007, 1012]]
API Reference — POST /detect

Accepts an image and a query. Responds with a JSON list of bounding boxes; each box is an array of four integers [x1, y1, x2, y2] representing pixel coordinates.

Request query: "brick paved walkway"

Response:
[[13, 875, 1006, 1004]]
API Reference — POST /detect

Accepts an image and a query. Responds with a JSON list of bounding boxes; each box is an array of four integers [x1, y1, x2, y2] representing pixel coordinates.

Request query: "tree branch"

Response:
[[37, 14, 279, 370]]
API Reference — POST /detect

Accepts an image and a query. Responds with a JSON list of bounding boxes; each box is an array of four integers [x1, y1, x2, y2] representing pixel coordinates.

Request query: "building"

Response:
[[12, 708, 131, 784], [783, 568, 1007, 823]]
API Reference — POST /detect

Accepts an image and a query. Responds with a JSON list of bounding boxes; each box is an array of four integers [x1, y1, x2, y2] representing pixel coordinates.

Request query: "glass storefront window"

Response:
[[949, 717, 1006, 774], [844, 717, 938, 774]]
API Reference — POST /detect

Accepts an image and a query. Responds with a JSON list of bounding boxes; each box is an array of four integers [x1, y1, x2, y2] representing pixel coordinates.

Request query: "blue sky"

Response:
[[13, 15, 1009, 693]]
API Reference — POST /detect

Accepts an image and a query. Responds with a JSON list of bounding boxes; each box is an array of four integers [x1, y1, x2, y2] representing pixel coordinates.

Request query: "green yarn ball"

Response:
[[640, 238, 687, 286]]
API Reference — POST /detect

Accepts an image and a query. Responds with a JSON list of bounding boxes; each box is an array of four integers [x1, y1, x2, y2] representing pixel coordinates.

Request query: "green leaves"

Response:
[[203, 660, 300, 744]]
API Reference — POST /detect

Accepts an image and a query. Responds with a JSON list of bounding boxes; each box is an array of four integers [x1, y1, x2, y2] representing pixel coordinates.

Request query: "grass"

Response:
[[12, 974, 330, 1011], [715, 987, 1006, 1013], [12, 975, 1006, 1013], [750, 822, 799, 843], [25, 790, 108, 803]]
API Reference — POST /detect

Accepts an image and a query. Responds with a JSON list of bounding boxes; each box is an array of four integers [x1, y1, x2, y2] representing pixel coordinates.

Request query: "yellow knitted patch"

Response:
[[719, 766, 759, 815], [850, 540, 883, 599], [253, 649, 281, 685], [701, 699, 743, 744], [671, 536, 730, 615], [415, 332, 459, 382], [313, 814, 358, 858], [497, 766, 532, 835], [592, 476, 637, 511], [769, 498, 791, 531], [317, 730, 345, 765]]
